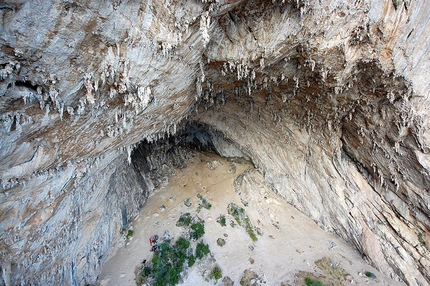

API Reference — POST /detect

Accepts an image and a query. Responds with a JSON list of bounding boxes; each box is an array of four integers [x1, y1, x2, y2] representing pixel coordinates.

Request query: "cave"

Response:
[[0, 0, 429, 285]]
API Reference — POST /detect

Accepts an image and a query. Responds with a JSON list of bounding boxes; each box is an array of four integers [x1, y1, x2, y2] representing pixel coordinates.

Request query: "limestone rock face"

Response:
[[0, 0, 429, 285]]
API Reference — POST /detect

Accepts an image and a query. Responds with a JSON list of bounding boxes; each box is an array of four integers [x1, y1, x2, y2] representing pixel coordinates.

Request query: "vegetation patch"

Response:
[[228, 203, 258, 241], [233, 173, 245, 195], [190, 221, 205, 240], [126, 229, 134, 239], [196, 241, 210, 259], [121, 227, 134, 239], [176, 213, 192, 227], [315, 257, 348, 283], [418, 233, 429, 250], [188, 254, 196, 267], [197, 194, 212, 211], [209, 265, 223, 282], [294, 272, 325, 286], [136, 237, 192, 286], [136, 214, 212, 286], [295, 257, 350, 286], [217, 214, 226, 226], [305, 277, 324, 286]]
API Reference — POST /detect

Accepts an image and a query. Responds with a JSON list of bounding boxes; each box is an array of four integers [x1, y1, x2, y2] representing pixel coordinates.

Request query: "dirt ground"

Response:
[[98, 150, 404, 286]]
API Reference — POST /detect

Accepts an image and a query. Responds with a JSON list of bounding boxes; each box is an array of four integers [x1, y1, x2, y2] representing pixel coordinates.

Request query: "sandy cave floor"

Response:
[[98, 150, 403, 286]]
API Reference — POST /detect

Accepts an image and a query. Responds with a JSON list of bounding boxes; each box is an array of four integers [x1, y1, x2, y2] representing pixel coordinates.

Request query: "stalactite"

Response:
[[200, 11, 211, 48]]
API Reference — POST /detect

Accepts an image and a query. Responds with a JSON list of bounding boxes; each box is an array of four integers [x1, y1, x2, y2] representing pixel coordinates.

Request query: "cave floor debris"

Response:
[[99, 150, 403, 286]]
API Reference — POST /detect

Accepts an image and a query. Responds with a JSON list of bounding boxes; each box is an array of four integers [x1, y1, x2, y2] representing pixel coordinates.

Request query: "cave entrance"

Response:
[[130, 122, 250, 190], [99, 122, 401, 286]]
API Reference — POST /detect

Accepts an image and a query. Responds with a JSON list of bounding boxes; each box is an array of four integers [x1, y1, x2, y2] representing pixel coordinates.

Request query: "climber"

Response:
[[149, 235, 158, 245]]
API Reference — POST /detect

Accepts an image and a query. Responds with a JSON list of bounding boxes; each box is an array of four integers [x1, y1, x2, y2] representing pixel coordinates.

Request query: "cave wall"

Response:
[[1, 0, 430, 285], [1, 0, 207, 284], [0, 149, 152, 285], [196, 97, 430, 284], [193, 1, 430, 284]]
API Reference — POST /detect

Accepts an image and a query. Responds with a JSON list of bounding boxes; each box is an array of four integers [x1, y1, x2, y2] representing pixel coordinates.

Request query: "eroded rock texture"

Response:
[[0, 0, 429, 285]]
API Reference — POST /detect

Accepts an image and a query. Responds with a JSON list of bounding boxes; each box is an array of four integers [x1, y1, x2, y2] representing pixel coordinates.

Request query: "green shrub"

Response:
[[176, 213, 192, 227], [228, 203, 242, 222], [175, 237, 191, 263], [202, 199, 212, 209], [228, 203, 257, 241], [305, 277, 324, 286], [151, 255, 165, 284], [216, 215, 226, 227], [197, 194, 212, 210], [137, 218, 215, 285], [418, 233, 429, 250], [147, 237, 192, 286], [126, 229, 134, 239], [244, 217, 258, 242], [210, 265, 222, 281], [141, 266, 152, 278], [190, 221, 205, 240], [188, 254, 196, 267], [196, 241, 210, 259]]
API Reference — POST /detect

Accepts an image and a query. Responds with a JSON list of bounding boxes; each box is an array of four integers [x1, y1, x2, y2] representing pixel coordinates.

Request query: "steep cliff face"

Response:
[[0, 0, 429, 285]]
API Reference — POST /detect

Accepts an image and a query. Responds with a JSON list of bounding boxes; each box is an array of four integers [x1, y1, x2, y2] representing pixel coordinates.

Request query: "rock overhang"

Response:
[[0, 0, 430, 285]]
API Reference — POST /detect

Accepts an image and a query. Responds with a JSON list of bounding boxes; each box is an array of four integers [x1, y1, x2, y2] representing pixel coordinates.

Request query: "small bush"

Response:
[[175, 237, 191, 262], [244, 218, 258, 242], [202, 199, 212, 209], [197, 194, 212, 210], [176, 213, 192, 227], [305, 277, 324, 286], [190, 221, 205, 240], [188, 254, 196, 267], [126, 229, 134, 239], [228, 203, 243, 222], [210, 265, 222, 282], [196, 241, 210, 259], [217, 215, 226, 227], [418, 233, 429, 250], [136, 218, 215, 285], [228, 203, 257, 241], [141, 266, 152, 277], [144, 237, 192, 286]]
